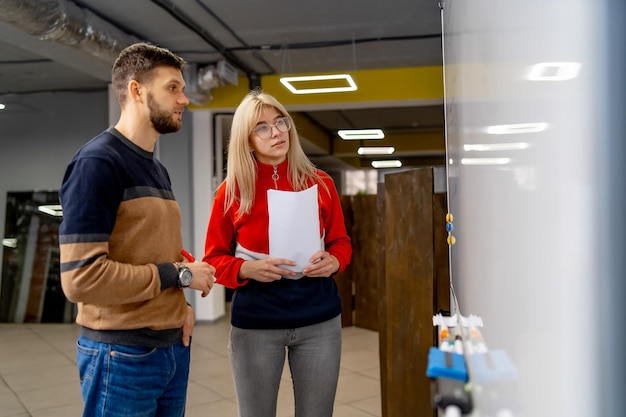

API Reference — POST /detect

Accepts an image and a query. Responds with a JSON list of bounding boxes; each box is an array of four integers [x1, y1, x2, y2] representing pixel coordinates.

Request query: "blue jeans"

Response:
[[76, 335, 191, 417], [229, 315, 342, 417]]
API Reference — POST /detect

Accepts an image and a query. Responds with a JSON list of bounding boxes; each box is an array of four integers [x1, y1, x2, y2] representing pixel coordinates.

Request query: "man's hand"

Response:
[[186, 261, 216, 297], [182, 304, 195, 347]]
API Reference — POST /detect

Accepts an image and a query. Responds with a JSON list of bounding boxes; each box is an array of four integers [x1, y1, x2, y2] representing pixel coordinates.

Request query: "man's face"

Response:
[[146, 66, 189, 134]]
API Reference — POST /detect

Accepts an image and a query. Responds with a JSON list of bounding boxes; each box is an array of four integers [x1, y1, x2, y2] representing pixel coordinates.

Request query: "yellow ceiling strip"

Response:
[[192, 66, 443, 110]]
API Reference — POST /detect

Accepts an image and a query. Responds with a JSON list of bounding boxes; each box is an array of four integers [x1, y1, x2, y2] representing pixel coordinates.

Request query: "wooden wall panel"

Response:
[[433, 193, 451, 315], [335, 195, 354, 327], [377, 183, 389, 417], [351, 195, 379, 331], [380, 168, 437, 417]]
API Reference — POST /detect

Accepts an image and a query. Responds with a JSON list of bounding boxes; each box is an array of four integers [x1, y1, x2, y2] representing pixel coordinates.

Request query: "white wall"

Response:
[[442, 1, 623, 416], [0, 91, 108, 284]]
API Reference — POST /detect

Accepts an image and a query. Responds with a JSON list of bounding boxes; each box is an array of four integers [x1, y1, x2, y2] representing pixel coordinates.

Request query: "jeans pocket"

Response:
[[110, 344, 157, 360], [76, 337, 99, 401]]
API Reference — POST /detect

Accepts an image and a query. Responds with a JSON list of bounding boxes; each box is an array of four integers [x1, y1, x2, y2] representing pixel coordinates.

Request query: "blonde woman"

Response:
[[203, 90, 352, 417]]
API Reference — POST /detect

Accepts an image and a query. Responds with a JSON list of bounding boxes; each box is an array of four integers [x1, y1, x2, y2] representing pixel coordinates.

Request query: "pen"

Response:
[[181, 249, 218, 282], [180, 249, 195, 262]]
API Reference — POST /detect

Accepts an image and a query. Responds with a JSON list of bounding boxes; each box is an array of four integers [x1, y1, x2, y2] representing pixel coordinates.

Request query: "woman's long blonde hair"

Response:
[[224, 90, 328, 217]]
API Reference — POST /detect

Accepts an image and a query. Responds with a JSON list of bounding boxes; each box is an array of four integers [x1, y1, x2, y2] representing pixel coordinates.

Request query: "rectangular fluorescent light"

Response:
[[38, 204, 63, 217], [338, 129, 384, 140], [528, 62, 581, 81], [2, 238, 17, 248], [371, 160, 402, 169], [464, 142, 529, 152], [280, 74, 357, 94], [0, 103, 5, 110], [358, 146, 395, 155], [461, 158, 511, 166], [486, 123, 548, 135]]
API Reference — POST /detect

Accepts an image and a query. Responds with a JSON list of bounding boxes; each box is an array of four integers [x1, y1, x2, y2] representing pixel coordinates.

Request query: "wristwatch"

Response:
[[175, 262, 193, 288]]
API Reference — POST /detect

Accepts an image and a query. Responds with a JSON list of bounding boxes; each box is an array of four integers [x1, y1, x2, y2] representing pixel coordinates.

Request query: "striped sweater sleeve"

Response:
[[59, 155, 165, 305], [58, 131, 185, 308]]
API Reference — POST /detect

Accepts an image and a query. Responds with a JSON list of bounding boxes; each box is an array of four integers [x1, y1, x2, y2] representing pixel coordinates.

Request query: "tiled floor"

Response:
[[0, 316, 381, 417]]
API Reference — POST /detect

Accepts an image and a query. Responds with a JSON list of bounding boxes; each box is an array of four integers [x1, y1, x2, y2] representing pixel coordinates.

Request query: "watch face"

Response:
[[179, 268, 193, 287]]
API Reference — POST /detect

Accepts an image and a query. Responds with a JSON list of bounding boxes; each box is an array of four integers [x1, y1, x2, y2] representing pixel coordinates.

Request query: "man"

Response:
[[59, 42, 215, 417]]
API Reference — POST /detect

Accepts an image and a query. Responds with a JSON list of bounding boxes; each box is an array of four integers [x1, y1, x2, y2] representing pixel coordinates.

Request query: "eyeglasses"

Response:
[[251, 117, 291, 139]]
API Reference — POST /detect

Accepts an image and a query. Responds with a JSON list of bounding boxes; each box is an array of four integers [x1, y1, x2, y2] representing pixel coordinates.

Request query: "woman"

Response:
[[203, 90, 352, 417]]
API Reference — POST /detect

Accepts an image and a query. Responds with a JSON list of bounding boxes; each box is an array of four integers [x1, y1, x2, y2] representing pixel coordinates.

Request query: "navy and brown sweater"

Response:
[[59, 127, 185, 347]]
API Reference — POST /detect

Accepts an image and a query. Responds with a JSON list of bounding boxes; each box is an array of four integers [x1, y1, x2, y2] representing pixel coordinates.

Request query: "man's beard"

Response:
[[148, 93, 183, 134]]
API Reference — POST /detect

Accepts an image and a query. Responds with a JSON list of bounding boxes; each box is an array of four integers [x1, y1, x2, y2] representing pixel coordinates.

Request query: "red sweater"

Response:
[[203, 159, 352, 329]]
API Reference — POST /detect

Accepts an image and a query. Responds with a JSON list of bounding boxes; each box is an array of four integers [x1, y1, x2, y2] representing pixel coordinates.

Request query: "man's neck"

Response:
[[115, 116, 159, 152]]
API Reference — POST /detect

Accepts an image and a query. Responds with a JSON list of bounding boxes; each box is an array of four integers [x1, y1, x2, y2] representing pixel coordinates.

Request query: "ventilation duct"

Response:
[[0, 0, 237, 103], [0, 0, 140, 63], [184, 61, 239, 106]]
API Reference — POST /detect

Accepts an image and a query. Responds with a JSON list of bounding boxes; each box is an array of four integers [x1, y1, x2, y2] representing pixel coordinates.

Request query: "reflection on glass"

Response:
[[1, 191, 74, 323]]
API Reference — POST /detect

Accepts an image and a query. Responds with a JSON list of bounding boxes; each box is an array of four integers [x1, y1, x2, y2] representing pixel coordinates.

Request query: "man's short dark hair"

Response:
[[111, 42, 186, 107]]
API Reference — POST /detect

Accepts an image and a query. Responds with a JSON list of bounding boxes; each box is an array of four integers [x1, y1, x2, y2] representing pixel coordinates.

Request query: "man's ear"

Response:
[[128, 79, 142, 103]]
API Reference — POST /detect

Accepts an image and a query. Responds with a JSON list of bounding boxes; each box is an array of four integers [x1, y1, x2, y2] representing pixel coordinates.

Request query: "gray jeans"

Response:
[[228, 315, 342, 417]]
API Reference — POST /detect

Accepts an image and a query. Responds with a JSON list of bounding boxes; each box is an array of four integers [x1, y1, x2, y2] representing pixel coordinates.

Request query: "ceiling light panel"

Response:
[[280, 74, 357, 94], [371, 160, 402, 169], [338, 129, 384, 140], [358, 146, 395, 155]]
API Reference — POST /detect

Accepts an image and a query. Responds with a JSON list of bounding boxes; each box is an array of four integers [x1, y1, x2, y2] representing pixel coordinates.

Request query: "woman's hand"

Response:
[[302, 251, 339, 277], [240, 258, 297, 282]]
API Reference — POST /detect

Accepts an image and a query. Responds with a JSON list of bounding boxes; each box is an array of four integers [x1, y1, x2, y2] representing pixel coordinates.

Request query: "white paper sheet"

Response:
[[268, 185, 322, 278]]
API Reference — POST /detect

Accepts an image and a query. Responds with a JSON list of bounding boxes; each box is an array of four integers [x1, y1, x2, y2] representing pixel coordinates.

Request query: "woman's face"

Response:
[[249, 107, 290, 166]]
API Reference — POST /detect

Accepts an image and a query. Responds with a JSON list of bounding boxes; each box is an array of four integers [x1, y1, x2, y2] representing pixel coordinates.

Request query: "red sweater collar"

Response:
[[255, 158, 289, 175]]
